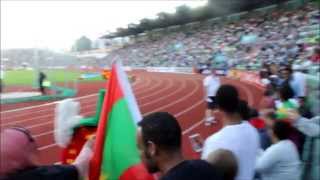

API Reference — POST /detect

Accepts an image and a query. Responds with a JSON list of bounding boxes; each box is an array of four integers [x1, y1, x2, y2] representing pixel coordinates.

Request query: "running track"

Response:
[[0, 71, 264, 164]]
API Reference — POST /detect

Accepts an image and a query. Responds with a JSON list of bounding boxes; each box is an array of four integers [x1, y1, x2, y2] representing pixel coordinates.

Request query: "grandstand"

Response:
[[101, 0, 319, 72], [1, 0, 319, 179]]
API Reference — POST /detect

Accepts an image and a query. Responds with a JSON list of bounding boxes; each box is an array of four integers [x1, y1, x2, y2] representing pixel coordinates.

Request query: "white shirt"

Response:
[[261, 78, 271, 86], [290, 72, 306, 98], [203, 75, 220, 98], [256, 140, 301, 180], [202, 121, 260, 180]]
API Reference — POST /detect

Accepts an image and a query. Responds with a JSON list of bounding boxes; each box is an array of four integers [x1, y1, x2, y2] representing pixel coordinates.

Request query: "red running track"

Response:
[[0, 71, 264, 164]]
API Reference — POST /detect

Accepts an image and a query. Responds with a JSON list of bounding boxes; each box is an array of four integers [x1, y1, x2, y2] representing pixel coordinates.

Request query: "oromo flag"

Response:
[[89, 61, 153, 180]]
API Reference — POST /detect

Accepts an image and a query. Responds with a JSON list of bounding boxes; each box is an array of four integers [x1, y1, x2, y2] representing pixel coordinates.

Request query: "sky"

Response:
[[1, 0, 207, 51]]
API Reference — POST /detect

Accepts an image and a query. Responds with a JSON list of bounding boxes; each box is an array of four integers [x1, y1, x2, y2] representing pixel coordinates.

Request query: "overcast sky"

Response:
[[1, 1, 207, 51]]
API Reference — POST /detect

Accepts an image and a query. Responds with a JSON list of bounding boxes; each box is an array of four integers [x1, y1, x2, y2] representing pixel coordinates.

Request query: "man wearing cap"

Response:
[[203, 68, 221, 125]]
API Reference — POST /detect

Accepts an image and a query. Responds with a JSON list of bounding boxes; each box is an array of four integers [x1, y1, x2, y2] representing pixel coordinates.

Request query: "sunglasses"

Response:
[[9, 126, 35, 143]]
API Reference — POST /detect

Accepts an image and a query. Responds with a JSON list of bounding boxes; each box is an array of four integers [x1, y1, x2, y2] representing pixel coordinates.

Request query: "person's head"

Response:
[[313, 46, 320, 55], [264, 84, 276, 96], [237, 100, 250, 120], [137, 112, 182, 173], [268, 121, 292, 143], [269, 63, 278, 75], [259, 69, 269, 79], [207, 149, 238, 180], [278, 84, 294, 101], [216, 85, 240, 119], [249, 109, 259, 119], [0, 127, 39, 176], [280, 66, 293, 80]]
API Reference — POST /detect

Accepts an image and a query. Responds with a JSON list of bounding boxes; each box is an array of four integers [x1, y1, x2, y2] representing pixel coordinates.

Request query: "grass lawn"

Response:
[[3, 69, 103, 86]]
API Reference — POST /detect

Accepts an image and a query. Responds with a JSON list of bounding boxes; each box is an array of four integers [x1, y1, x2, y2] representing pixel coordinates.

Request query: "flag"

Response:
[[89, 61, 153, 180]]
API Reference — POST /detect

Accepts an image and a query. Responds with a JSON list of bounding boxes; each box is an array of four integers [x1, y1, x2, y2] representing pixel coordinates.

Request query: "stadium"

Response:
[[0, 0, 319, 180]]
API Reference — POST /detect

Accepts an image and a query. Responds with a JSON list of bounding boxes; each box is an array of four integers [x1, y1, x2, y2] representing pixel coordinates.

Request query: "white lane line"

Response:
[[0, 97, 98, 121], [137, 78, 173, 101], [0, 76, 156, 123], [39, 143, 57, 150], [181, 78, 257, 136], [134, 77, 162, 97], [175, 100, 203, 118], [140, 78, 186, 107], [182, 120, 204, 135], [144, 79, 199, 115], [0, 93, 98, 114], [33, 130, 54, 138], [37, 77, 261, 151], [38, 78, 202, 150], [1, 77, 162, 125], [18, 78, 181, 131], [0, 77, 144, 115]]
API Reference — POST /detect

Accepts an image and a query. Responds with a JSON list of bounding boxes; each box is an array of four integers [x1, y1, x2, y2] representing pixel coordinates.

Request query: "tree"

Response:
[[73, 36, 92, 52], [175, 5, 192, 24]]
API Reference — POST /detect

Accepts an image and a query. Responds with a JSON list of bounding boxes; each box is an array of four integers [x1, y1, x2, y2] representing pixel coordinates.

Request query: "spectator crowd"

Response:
[[105, 2, 319, 71], [1, 1, 319, 180]]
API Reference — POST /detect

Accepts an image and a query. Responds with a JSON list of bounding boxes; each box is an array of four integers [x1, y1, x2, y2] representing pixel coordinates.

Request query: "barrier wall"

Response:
[[146, 67, 194, 74], [1, 85, 77, 104]]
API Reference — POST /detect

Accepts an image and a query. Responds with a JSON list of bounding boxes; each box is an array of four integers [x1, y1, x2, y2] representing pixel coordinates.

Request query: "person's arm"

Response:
[[287, 110, 320, 137], [73, 136, 95, 178], [294, 116, 320, 137], [255, 145, 279, 173], [201, 138, 219, 160], [201, 139, 211, 159]]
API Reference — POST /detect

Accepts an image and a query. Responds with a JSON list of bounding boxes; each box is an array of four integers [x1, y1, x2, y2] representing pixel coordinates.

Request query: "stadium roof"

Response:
[[101, 0, 291, 39]]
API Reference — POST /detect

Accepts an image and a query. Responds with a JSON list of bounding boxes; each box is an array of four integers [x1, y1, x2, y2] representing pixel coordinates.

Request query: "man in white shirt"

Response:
[[202, 85, 260, 180], [280, 66, 306, 98], [256, 121, 301, 180], [203, 68, 221, 125], [0, 69, 4, 93]]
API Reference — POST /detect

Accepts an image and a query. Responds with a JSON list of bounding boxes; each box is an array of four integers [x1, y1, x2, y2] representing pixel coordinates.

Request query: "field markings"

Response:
[[37, 78, 202, 150]]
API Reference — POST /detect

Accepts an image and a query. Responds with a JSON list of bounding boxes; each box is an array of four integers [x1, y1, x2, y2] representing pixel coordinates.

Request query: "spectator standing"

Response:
[[137, 112, 222, 180], [203, 68, 221, 125], [279, 66, 306, 99], [256, 121, 301, 180], [38, 71, 47, 95], [202, 85, 260, 180]]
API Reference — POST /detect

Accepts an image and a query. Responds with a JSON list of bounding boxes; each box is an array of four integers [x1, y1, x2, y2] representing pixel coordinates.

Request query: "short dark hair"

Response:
[[237, 100, 250, 120], [272, 121, 292, 140], [216, 85, 239, 114], [138, 112, 182, 151], [249, 108, 259, 119], [280, 66, 293, 74], [279, 84, 294, 101]]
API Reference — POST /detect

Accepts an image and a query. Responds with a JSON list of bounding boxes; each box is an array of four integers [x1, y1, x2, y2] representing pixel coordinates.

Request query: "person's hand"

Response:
[[73, 135, 96, 178], [259, 108, 275, 119], [286, 110, 301, 123]]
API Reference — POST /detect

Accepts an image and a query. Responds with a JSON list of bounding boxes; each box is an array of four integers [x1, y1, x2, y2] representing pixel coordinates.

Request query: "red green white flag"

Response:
[[89, 61, 153, 180]]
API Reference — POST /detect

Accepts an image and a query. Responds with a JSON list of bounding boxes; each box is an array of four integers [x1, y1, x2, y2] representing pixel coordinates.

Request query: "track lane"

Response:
[[1, 72, 264, 164]]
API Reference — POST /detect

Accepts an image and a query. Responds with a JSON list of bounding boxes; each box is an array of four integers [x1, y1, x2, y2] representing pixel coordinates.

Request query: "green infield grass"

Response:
[[3, 69, 103, 86]]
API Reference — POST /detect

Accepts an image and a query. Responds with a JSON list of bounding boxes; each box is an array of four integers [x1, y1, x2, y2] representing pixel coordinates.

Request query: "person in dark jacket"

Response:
[[39, 71, 47, 95]]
